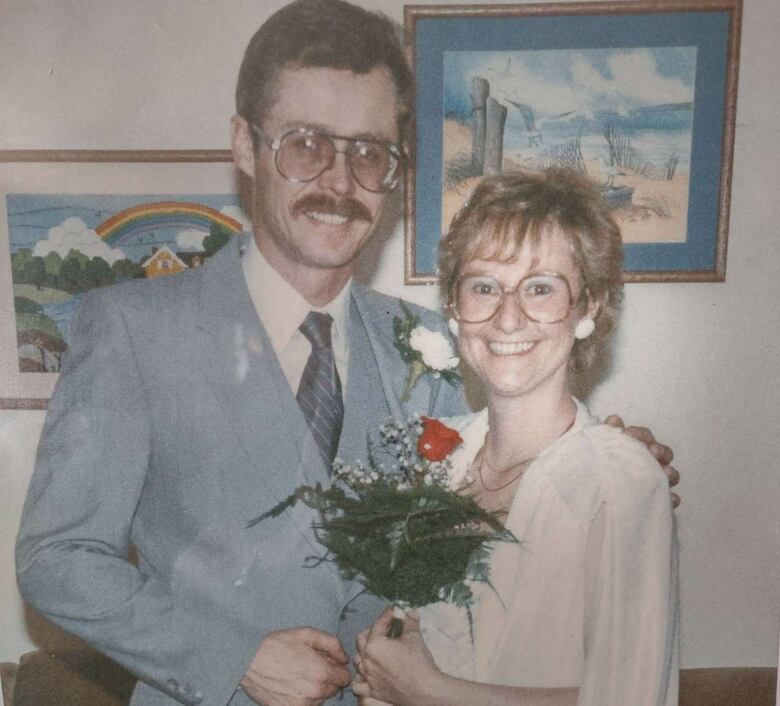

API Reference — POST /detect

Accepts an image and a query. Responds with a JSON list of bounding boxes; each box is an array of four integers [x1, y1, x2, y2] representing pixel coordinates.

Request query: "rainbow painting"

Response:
[[7, 193, 248, 373], [95, 200, 243, 247]]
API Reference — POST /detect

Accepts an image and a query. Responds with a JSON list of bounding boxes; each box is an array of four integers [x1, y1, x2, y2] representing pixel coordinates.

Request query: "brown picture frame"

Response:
[[0, 149, 237, 409]]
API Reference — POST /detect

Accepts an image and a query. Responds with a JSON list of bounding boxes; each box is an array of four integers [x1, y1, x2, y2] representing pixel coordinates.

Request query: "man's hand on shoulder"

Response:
[[241, 627, 350, 706], [605, 415, 681, 508]]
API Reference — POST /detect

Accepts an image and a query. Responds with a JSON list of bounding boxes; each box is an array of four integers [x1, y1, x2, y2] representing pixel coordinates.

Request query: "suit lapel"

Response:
[[190, 239, 323, 532], [349, 285, 440, 424], [337, 296, 391, 463]]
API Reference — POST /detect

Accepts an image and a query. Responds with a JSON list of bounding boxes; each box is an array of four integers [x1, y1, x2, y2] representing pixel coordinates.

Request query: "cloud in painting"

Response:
[[571, 50, 693, 106], [467, 48, 694, 119], [33, 217, 127, 264], [176, 228, 207, 250], [479, 56, 585, 117], [176, 205, 250, 250]]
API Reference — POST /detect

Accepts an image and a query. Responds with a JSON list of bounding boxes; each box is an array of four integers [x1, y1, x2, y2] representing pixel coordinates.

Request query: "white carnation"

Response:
[[409, 326, 459, 371]]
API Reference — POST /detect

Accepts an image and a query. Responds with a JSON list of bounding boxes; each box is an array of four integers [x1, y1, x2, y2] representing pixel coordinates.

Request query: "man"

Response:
[[16, 2, 677, 705]]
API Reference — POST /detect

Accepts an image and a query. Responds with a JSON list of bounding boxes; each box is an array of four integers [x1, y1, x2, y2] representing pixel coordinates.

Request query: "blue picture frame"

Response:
[[404, 0, 742, 283]]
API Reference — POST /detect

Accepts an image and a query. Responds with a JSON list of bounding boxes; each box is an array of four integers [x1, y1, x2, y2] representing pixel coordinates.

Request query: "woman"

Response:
[[352, 168, 678, 706]]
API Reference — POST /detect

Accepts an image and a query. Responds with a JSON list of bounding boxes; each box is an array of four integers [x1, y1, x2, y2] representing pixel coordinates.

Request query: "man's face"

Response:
[[234, 65, 401, 286]]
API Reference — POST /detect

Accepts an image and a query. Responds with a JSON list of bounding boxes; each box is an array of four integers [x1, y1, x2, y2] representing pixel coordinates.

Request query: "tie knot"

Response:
[[299, 311, 334, 350]]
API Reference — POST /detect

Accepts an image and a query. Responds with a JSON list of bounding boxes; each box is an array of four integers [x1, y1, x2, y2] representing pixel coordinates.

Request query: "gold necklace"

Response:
[[478, 415, 577, 493], [477, 450, 534, 492]]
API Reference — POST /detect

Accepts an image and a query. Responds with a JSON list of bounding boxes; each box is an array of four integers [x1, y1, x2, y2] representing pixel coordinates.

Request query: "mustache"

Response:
[[292, 194, 373, 223]]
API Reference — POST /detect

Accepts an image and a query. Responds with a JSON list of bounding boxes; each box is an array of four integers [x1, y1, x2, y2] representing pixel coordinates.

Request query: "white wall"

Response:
[[1, 0, 779, 669]]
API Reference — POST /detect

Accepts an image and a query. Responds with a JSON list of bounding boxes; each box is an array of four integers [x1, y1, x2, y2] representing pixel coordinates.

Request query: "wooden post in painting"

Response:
[[484, 97, 507, 175], [470, 76, 489, 173]]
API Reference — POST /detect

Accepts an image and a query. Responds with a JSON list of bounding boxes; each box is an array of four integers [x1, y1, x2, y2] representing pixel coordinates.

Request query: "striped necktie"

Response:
[[296, 311, 344, 467]]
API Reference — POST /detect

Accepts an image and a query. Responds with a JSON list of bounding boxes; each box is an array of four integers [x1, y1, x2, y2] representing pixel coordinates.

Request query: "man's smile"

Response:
[[306, 211, 349, 226], [293, 193, 373, 225]]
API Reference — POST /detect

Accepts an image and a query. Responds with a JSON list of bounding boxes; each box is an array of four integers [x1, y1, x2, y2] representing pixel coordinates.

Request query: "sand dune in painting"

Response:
[[442, 118, 690, 245]]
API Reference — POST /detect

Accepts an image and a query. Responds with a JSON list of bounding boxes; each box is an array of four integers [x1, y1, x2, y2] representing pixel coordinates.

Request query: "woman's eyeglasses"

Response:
[[453, 271, 582, 324]]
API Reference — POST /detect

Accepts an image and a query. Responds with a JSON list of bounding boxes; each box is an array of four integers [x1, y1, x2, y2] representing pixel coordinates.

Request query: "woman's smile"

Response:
[[486, 340, 537, 356]]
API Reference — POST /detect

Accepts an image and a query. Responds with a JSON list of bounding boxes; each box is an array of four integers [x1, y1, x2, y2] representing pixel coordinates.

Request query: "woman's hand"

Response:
[[352, 608, 443, 705]]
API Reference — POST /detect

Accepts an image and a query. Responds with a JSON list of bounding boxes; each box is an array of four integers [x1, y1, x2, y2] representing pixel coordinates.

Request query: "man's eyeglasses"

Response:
[[251, 125, 404, 194], [453, 271, 582, 324]]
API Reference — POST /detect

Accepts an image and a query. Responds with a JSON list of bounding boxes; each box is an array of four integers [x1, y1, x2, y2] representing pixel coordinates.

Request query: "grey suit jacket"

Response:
[[16, 237, 468, 706]]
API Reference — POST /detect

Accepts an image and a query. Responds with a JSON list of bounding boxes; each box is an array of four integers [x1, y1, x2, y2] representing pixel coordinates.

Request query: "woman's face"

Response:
[[455, 226, 593, 401]]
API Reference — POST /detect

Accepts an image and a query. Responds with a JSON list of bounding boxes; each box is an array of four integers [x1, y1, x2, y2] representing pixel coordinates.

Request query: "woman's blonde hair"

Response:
[[439, 168, 624, 374]]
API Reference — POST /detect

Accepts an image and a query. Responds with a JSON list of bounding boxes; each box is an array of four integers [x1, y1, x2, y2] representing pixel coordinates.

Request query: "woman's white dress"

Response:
[[420, 399, 679, 706]]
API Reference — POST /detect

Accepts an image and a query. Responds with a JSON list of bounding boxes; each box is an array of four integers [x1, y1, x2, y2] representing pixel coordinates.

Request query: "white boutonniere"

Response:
[[393, 303, 461, 402]]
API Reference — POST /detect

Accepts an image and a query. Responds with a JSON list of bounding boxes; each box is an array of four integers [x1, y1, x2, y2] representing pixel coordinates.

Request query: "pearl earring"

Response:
[[448, 318, 459, 337], [574, 318, 595, 340]]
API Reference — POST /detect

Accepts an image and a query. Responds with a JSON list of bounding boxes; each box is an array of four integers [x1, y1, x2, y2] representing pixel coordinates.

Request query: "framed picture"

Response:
[[0, 150, 245, 409], [404, 0, 742, 283]]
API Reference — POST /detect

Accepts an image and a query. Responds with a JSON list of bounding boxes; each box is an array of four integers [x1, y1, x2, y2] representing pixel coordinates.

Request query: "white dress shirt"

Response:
[[241, 235, 350, 394]]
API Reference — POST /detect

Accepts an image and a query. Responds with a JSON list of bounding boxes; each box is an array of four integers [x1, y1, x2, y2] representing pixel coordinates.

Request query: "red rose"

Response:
[[417, 417, 463, 462]]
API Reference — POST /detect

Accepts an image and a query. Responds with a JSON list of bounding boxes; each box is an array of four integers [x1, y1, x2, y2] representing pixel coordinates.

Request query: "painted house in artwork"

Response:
[[142, 246, 188, 278]]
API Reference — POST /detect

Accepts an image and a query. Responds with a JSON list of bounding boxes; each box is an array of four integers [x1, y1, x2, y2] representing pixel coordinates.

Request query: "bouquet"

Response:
[[249, 415, 515, 637]]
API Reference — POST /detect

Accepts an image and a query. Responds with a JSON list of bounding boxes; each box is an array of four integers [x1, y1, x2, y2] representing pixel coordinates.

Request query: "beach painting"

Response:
[[442, 47, 696, 246], [7, 193, 247, 374], [405, 2, 741, 283]]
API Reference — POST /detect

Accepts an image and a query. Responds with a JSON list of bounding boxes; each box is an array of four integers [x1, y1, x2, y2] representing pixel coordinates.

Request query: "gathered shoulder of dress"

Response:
[[420, 400, 679, 706]]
